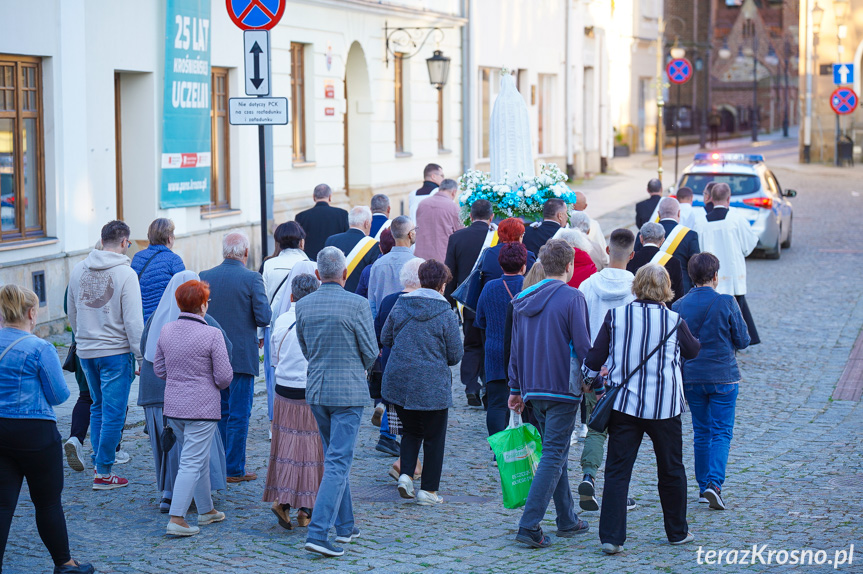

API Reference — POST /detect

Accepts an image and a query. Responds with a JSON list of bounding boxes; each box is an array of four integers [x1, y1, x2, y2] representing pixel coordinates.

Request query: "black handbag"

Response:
[[62, 342, 77, 373], [367, 357, 383, 399], [160, 416, 177, 452], [587, 318, 681, 433], [451, 250, 488, 312]]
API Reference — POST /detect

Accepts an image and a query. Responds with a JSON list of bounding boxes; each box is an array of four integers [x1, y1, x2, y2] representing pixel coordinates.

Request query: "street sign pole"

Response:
[[258, 120, 268, 258], [674, 82, 681, 190]]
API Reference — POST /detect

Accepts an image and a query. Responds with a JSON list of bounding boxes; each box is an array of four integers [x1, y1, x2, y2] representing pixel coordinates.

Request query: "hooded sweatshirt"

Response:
[[68, 249, 144, 362], [577, 267, 636, 343], [508, 279, 591, 404], [380, 288, 463, 410]]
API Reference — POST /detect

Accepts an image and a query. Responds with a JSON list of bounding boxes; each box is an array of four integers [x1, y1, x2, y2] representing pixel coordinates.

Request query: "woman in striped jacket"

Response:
[[582, 263, 701, 555]]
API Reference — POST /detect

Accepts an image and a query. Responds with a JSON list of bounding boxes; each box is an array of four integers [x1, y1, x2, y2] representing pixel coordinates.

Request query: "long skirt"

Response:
[[262, 394, 324, 508], [144, 406, 227, 497]]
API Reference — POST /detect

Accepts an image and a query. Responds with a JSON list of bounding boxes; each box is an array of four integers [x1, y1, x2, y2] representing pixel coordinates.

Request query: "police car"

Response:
[[678, 153, 796, 259]]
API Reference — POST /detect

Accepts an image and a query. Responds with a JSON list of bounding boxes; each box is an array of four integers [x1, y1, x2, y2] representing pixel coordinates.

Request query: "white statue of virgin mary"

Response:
[[489, 71, 534, 182]]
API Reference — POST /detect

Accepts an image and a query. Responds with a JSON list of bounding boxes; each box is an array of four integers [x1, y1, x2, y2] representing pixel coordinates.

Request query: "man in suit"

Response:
[[200, 232, 272, 482], [370, 194, 391, 240], [296, 246, 377, 557], [325, 206, 380, 293], [523, 198, 568, 256], [408, 163, 444, 223], [414, 178, 464, 262], [635, 178, 663, 229], [444, 199, 494, 407], [295, 184, 349, 261], [627, 222, 684, 302], [656, 197, 700, 293]]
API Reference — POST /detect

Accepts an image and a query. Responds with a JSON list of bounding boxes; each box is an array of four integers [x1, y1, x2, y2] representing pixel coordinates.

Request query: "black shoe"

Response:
[[466, 393, 482, 407], [515, 526, 552, 548], [375, 436, 400, 457], [556, 519, 589, 537], [159, 497, 172, 513], [578, 474, 599, 512], [704, 485, 725, 510], [626, 498, 637, 511], [54, 560, 95, 574], [304, 538, 344, 557]]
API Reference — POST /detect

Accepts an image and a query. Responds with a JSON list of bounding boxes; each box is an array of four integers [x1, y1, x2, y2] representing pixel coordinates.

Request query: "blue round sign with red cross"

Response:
[[226, 0, 286, 30], [830, 87, 858, 115], [666, 58, 693, 84]]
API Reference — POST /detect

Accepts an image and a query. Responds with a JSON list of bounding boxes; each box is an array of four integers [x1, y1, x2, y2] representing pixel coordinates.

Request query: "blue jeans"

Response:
[[307, 405, 363, 542], [684, 383, 738, 492], [519, 400, 580, 532], [79, 354, 134, 475], [218, 373, 254, 477]]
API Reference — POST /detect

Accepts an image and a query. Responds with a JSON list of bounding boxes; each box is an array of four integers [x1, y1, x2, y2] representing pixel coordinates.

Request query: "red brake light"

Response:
[[711, 153, 720, 159], [743, 197, 773, 209]]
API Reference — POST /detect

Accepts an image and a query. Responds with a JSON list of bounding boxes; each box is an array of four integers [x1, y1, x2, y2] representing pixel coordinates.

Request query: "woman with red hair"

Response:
[[154, 280, 233, 537], [477, 218, 537, 286]]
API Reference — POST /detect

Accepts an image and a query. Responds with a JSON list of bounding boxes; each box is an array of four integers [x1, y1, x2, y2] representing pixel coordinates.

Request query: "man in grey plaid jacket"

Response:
[[296, 246, 377, 557]]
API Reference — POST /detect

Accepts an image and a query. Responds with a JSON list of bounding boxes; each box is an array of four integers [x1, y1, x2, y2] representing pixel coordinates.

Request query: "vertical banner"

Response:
[[161, 0, 212, 208]]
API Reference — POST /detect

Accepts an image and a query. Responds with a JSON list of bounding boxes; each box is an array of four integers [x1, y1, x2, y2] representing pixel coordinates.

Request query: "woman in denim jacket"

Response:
[[0, 285, 93, 574], [672, 252, 751, 511]]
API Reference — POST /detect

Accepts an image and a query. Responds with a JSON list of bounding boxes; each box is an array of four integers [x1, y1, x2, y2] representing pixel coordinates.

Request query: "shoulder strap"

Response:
[[345, 236, 377, 278], [660, 225, 691, 255], [650, 251, 673, 266], [0, 335, 35, 364], [269, 273, 292, 305], [619, 317, 681, 387], [136, 250, 161, 279], [502, 278, 516, 301]]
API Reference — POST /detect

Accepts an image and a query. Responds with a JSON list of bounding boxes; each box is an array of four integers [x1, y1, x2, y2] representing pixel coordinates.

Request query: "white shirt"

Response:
[[270, 307, 307, 389], [408, 187, 438, 224], [262, 249, 310, 321], [678, 203, 695, 228], [697, 207, 758, 295]]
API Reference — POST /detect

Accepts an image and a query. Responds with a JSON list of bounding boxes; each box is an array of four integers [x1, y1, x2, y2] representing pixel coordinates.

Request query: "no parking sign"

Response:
[[830, 88, 858, 115], [226, 0, 285, 30], [667, 58, 693, 84]]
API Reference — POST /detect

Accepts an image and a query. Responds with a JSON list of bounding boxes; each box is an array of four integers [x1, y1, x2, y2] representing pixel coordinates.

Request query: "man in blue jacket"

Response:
[[508, 239, 593, 548]]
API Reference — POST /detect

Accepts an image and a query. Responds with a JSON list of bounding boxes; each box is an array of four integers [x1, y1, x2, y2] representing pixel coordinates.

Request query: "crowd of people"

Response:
[[0, 162, 759, 569]]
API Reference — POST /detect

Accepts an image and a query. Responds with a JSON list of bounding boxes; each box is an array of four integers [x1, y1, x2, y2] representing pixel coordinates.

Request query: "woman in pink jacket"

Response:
[[154, 280, 233, 537]]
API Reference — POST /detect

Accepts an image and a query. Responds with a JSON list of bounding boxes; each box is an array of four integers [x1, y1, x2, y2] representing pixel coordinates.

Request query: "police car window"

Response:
[[679, 174, 761, 197]]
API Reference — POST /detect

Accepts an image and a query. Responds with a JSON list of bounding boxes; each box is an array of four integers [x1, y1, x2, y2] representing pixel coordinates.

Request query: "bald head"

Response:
[[658, 197, 681, 221], [573, 191, 588, 212]]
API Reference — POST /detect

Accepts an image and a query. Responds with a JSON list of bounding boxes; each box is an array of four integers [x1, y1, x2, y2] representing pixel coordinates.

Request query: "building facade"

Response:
[[0, 0, 465, 331]]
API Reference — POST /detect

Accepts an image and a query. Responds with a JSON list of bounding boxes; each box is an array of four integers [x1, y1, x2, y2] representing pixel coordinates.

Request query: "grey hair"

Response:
[[316, 246, 346, 281], [222, 231, 250, 260], [557, 228, 593, 253], [399, 258, 424, 289], [349, 206, 372, 228], [568, 211, 591, 233], [370, 194, 390, 213], [439, 178, 458, 192], [313, 183, 332, 200], [291, 273, 320, 302], [390, 215, 413, 240], [658, 197, 680, 219], [640, 222, 666, 245]]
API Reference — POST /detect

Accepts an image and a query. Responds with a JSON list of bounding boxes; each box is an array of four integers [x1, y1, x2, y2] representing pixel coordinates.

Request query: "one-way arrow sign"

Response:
[[834, 63, 855, 85], [244, 30, 270, 96]]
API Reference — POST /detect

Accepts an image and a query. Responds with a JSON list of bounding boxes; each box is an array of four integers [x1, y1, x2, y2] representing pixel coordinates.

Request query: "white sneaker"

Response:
[[166, 522, 200, 536], [114, 450, 131, 465], [416, 490, 444, 506], [579, 424, 588, 439], [198, 510, 226, 525], [570, 430, 580, 446], [397, 474, 415, 499], [64, 437, 85, 471], [268, 428, 272, 441]]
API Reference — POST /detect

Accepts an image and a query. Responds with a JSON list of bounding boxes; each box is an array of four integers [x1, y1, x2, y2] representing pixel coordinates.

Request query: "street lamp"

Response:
[[718, 39, 732, 61], [812, 3, 825, 35], [741, 1, 759, 142], [426, 50, 450, 90], [670, 38, 686, 59]]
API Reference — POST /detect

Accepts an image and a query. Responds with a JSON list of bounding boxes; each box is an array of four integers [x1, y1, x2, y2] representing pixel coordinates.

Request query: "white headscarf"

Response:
[[144, 270, 199, 363], [275, 260, 318, 320]]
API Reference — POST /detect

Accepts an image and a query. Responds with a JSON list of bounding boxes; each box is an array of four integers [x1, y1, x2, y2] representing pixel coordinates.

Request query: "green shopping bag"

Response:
[[487, 411, 543, 509]]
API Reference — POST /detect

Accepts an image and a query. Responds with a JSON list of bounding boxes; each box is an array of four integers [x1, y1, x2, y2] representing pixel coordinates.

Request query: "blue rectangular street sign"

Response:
[[834, 63, 854, 85]]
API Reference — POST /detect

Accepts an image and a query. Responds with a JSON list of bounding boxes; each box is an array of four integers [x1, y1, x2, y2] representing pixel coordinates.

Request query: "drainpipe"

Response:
[[461, 0, 472, 174], [565, 0, 574, 178]]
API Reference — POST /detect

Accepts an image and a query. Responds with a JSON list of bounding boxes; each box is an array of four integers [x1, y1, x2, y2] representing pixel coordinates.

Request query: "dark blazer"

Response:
[[635, 194, 662, 229], [325, 228, 381, 293], [444, 221, 493, 300], [626, 244, 684, 303], [370, 213, 389, 238], [200, 258, 272, 376], [479, 243, 537, 288], [658, 218, 700, 293], [522, 221, 561, 256], [295, 202, 349, 261]]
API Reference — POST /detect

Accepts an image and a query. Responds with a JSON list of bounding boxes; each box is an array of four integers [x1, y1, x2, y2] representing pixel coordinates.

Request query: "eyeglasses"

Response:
[[411, 227, 419, 233]]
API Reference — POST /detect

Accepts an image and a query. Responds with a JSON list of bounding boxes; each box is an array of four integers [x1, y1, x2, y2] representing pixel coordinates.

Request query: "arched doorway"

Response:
[[344, 42, 372, 203]]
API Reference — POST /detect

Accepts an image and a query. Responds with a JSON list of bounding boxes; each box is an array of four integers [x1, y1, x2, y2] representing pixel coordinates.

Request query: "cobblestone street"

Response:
[[4, 140, 863, 573]]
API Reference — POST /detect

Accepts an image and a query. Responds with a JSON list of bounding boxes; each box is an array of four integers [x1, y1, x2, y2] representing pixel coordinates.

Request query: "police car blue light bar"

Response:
[[693, 153, 764, 163]]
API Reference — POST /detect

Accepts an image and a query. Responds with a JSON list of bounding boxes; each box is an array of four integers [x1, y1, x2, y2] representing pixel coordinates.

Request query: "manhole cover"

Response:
[[828, 476, 863, 488], [352, 484, 493, 504]]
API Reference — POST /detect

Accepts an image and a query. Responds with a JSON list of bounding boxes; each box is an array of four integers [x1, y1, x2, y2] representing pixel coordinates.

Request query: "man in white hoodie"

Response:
[[574, 228, 636, 512], [68, 220, 143, 491]]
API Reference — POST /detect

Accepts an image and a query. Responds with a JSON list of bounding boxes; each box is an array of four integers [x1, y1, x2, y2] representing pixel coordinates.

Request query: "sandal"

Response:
[[271, 502, 292, 530], [297, 507, 312, 527]]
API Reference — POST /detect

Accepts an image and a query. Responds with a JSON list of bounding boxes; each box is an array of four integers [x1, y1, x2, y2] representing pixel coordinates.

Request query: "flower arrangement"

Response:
[[457, 163, 579, 224]]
